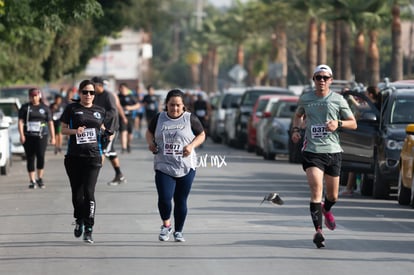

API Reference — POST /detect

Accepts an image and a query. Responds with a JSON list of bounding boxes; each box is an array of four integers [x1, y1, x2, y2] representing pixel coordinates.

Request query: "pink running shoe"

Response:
[[322, 203, 336, 230]]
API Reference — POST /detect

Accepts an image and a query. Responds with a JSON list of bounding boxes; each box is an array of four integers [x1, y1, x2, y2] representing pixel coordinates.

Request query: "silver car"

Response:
[[210, 88, 244, 143], [259, 97, 298, 160], [222, 88, 245, 146]]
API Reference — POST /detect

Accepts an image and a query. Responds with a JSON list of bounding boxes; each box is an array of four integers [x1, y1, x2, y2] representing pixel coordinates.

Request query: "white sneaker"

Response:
[[159, 225, 172, 241], [174, 232, 185, 242]]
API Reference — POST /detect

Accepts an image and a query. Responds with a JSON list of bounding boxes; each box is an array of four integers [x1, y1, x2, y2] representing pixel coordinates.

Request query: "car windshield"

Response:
[[0, 87, 29, 104], [256, 99, 269, 112], [390, 98, 414, 124], [0, 103, 19, 117], [242, 89, 291, 106], [276, 102, 297, 118], [223, 94, 241, 108]]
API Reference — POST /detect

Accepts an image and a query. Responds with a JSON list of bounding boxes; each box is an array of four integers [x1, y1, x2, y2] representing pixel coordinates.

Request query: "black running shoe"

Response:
[[83, 228, 94, 244], [28, 181, 37, 189], [313, 229, 325, 248], [74, 220, 83, 238], [107, 174, 127, 186], [36, 178, 45, 189]]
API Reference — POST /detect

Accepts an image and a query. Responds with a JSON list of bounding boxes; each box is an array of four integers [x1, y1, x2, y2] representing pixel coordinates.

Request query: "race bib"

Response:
[[162, 131, 183, 156], [196, 110, 206, 117], [163, 142, 183, 156], [311, 124, 329, 138], [76, 128, 97, 144], [27, 121, 41, 132]]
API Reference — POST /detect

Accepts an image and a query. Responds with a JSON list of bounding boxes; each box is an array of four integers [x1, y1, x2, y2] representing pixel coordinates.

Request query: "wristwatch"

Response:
[[338, 120, 343, 129]]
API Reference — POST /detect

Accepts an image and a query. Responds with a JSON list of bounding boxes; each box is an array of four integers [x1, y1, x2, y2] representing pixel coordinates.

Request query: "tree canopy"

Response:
[[0, 0, 412, 89]]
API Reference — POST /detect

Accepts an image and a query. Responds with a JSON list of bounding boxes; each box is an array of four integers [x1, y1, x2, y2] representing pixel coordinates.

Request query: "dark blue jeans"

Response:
[[155, 169, 196, 232]]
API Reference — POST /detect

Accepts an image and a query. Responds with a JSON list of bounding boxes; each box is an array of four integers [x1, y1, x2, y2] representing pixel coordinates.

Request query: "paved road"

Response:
[[1, 137, 413, 275]]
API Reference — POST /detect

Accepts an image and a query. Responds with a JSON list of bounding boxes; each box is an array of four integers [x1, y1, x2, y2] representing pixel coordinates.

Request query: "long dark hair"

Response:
[[164, 89, 186, 111]]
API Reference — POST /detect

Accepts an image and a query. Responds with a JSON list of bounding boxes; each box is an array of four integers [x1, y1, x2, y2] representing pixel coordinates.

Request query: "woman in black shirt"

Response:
[[61, 79, 109, 244], [18, 88, 55, 189]]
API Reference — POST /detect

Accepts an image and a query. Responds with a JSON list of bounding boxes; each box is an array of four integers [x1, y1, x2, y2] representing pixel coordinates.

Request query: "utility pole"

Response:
[[194, 0, 205, 31]]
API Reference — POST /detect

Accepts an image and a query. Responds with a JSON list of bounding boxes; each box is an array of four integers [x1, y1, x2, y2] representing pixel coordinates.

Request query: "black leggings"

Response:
[[64, 156, 102, 228], [23, 135, 48, 172]]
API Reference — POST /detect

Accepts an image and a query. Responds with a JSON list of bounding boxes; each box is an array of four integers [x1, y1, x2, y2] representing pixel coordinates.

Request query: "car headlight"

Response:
[[386, 139, 404, 150]]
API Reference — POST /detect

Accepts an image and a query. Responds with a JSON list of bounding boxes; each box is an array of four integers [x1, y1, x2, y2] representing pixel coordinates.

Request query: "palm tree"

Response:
[[391, 2, 403, 81], [291, 0, 325, 80], [243, 0, 295, 87], [367, 29, 380, 85], [327, 0, 389, 83]]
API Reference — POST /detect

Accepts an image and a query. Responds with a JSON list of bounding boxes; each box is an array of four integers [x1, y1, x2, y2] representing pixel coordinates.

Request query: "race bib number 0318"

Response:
[[311, 124, 329, 138]]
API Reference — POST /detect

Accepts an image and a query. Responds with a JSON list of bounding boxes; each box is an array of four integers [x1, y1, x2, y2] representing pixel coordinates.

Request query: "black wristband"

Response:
[[292, 127, 300, 132]]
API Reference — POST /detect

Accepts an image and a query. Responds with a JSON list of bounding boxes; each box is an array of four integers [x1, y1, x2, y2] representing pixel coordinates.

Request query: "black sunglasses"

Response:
[[81, 90, 96, 95], [314, 75, 331, 81]]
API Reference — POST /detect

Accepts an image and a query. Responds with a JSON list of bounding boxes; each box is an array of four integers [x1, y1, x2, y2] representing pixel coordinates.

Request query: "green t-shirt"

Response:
[[296, 91, 353, 154]]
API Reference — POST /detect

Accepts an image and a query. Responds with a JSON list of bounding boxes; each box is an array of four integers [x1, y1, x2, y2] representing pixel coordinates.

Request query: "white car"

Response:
[[221, 87, 245, 146], [0, 110, 11, 175], [209, 88, 244, 143], [0, 98, 25, 159]]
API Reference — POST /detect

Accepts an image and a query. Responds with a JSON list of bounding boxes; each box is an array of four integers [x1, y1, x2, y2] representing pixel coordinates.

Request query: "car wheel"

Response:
[[373, 162, 390, 199], [263, 151, 275, 160], [397, 170, 411, 205], [247, 143, 255, 153], [0, 158, 10, 175], [360, 174, 373, 196], [288, 136, 303, 164], [339, 170, 348, 186], [255, 146, 262, 156]]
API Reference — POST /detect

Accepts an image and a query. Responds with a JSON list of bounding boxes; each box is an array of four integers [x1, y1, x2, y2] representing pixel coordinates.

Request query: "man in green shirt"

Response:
[[291, 64, 357, 248]]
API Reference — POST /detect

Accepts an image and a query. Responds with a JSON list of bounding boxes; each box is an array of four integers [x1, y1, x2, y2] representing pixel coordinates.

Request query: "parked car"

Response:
[[223, 90, 244, 147], [234, 86, 294, 149], [0, 109, 11, 175], [398, 123, 414, 206], [247, 94, 288, 152], [0, 98, 25, 159], [340, 79, 414, 199], [209, 87, 245, 143], [257, 96, 298, 160]]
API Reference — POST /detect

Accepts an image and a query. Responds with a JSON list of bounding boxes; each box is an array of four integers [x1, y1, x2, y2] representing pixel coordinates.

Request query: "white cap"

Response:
[[313, 64, 333, 76]]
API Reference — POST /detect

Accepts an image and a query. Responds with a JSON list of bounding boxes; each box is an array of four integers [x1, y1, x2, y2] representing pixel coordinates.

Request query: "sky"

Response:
[[208, 0, 231, 7]]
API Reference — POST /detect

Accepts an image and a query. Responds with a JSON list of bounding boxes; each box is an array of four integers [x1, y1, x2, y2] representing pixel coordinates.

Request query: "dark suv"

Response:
[[234, 86, 294, 149], [340, 79, 414, 199]]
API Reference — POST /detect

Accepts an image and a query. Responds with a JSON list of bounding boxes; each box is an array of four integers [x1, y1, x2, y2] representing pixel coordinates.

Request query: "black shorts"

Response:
[[302, 151, 342, 177], [104, 131, 119, 158], [119, 116, 134, 133]]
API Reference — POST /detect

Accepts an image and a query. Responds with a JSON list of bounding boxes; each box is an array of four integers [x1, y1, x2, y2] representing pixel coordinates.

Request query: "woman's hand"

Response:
[[20, 135, 25, 145], [182, 144, 193, 157]]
